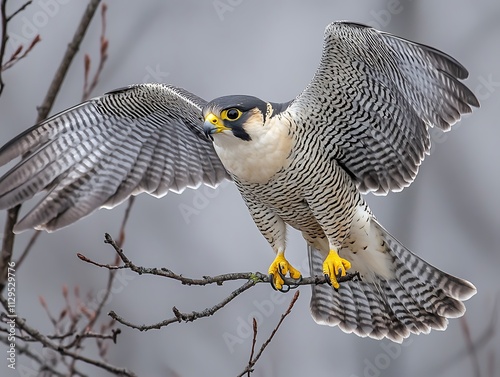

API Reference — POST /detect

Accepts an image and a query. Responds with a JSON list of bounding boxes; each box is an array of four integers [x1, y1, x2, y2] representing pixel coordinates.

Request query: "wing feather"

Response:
[[290, 21, 479, 195], [0, 83, 229, 232]]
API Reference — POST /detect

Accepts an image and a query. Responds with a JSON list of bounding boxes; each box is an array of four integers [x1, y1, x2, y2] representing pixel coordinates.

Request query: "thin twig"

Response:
[[0, 0, 102, 295], [15, 230, 41, 269], [0, 0, 10, 95], [82, 2, 108, 101], [117, 196, 135, 247], [247, 318, 258, 377], [39, 295, 58, 327], [93, 233, 360, 287], [0, 1, 35, 94], [2, 34, 41, 70], [0, 296, 136, 376], [62, 329, 121, 350], [57, 181, 130, 367], [109, 279, 258, 331], [0, 2, 125, 375], [237, 291, 300, 377], [460, 317, 481, 377], [429, 296, 498, 376], [37, 0, 102, 121], [6, 0, 32, 21], [88, 233, 358, 332], [0, 203, 19, 293], [0, 335, 66, 376]]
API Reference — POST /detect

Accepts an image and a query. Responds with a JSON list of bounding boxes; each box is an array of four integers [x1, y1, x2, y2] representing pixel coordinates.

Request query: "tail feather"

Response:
[[379, 219, 474, 317], [308, 218, 476, 342]]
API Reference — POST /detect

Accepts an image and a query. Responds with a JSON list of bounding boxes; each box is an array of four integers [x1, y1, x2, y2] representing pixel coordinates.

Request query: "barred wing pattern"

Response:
[[291, 21, 479, 195], [0, 84, 229, 232]]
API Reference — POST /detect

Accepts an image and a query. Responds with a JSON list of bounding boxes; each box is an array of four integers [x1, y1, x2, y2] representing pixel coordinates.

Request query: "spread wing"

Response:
[[290, 21, 479, 195], [0, 84, 230, 232]]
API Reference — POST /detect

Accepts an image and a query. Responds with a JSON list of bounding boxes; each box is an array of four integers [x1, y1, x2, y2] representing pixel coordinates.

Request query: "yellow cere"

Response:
[[205, 113, 220, 125], [205, 113, 231, 133]]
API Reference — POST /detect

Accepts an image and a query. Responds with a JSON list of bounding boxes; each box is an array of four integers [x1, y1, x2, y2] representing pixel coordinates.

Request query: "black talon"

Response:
[[286, 275, 302, 290], [277, 264, 287, 280], [269, 273, 278, 291], [271, 268, 303, 293], [324, 273, 332, 286], [269, 273, 291, 292], [336, 271, 343, 282]]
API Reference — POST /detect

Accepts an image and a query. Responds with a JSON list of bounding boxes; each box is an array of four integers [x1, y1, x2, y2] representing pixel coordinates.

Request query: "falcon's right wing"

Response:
[[0, 84, 230, 232], [290, 21, 479, 195]]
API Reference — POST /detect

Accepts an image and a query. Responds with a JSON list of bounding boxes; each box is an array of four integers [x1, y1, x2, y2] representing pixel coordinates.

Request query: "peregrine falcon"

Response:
[[0, 22, 478, 342]]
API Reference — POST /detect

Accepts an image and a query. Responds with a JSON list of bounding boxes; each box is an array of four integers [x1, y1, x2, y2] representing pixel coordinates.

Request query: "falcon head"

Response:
[[202, 95, 294, 183], [202, 95, 272, 142]]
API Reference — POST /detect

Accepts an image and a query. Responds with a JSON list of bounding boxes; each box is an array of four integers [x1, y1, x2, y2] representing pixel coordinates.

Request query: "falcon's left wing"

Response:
[[290, 21, 479, 195], [0, 84, 230, 232]]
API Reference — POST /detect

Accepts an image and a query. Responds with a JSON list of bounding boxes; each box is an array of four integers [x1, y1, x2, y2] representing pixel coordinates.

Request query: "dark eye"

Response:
[[225, 108, 241, 120]]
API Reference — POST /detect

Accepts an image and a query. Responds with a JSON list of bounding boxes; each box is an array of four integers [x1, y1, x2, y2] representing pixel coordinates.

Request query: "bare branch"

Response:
[[460, 317, 481, 377], [0, 1, 34, 95], [0, 0, 10, 95], [429, 295, 498, 376], [117, 196, 135, 247], [247, 318, 258, 377], [0, 0, 103, 295], [6, 0, 32, 21], [96, 233, 360, 287], [63, 196, 132, 368], [79, 233, 359, 332], [61, 328, 121, 350], [0, 296, 136, 376], [109, 279, 258, 331], [0, 203, 19, 293], [0, 335, 66, 376], [37, 0, 102, 121], [238, 291, 300, 376], [82, 2, 108, 101], [15, 230, 41, 269], [2, 34, 41, 70]]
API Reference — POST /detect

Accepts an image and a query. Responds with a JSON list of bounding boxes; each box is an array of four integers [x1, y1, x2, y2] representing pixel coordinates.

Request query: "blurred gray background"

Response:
[[1, 0, 499, 376]]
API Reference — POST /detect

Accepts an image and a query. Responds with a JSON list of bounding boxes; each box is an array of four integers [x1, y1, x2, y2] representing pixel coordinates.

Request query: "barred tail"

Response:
[[308, 219, 476, 343]]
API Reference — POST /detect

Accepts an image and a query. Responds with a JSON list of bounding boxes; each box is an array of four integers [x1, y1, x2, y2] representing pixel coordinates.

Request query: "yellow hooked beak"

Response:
[[203, 113, 231, 136]]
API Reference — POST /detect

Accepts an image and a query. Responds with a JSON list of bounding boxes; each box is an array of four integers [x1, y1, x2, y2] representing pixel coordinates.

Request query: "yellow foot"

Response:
[[268, 252, 302, 292], [323, 250, 351, 289]]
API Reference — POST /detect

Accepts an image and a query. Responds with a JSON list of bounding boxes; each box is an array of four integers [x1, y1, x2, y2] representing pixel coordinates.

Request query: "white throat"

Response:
[[212, 114, 293, 184]]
